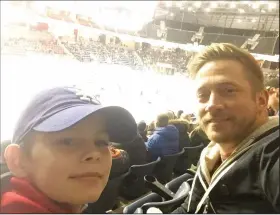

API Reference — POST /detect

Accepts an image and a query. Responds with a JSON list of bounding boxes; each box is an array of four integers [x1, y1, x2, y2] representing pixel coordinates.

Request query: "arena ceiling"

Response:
[[3, 1, 279, 32], [155, 1, 279, 31]]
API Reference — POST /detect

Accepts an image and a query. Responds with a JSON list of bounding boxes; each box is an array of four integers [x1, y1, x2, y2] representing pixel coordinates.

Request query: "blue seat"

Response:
[[123, 173, 192, 214], [153, 149, 184, 184], [84, 171, 129, 213], [174, 144, 204, 175], [120, 157, 161, 200]]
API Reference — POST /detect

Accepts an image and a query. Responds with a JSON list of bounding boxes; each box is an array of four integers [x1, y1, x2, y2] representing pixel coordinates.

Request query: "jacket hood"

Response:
[[154, 125, 179, 141]]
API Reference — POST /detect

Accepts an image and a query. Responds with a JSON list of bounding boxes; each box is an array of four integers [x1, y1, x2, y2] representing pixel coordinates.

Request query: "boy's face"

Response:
[[21, 113, 112, 205]]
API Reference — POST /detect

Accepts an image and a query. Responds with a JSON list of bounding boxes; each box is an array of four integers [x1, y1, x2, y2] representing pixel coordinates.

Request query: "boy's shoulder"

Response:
[[1, 173, 72, 213]]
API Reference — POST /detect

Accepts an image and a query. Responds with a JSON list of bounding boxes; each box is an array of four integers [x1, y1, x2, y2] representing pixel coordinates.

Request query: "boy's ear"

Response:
[[4, 144, 29, 178]]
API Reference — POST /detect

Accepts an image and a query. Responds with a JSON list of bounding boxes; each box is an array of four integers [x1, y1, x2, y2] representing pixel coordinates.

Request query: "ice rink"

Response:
[[1, 54, 197, 141]]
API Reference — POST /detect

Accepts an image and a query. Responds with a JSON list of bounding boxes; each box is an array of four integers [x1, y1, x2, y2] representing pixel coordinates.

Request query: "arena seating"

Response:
[[2, 38, 65, 55], [1, 28, 278, 78]]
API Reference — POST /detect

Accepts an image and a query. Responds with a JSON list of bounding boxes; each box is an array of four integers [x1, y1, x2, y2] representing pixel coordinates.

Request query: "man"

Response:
[[266, 78, 279, 116], [146, 114, 179, 161], [137, 120, 148, 142], [1, 87, 137, 213], [189, 126, 210, 147], [111, 131, 147, 166], [109, 146, 130, 179], [176, 110, 184, 119], [168, 119, 191, 149], [173, 43, 279, 213]]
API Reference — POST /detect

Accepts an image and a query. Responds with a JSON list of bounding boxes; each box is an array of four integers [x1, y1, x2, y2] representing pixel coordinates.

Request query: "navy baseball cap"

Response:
[[12, 87, 137, 144]]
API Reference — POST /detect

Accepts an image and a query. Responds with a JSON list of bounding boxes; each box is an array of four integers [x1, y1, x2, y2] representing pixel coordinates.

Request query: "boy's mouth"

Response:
[[69, 172, 103, 179]]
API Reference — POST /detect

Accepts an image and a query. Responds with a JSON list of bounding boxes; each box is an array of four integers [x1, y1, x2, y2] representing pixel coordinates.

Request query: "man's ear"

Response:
[[257, 90, 269, 109], [4, 144, 29, 178]]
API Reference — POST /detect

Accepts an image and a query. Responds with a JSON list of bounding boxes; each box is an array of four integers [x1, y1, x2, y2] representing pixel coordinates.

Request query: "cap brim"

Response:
[[33, 104, 137, 143]]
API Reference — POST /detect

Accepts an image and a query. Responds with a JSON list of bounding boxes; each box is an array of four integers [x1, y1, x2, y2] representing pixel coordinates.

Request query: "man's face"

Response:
[[195, 60, 266, 144], [22, 113, 112, 205]]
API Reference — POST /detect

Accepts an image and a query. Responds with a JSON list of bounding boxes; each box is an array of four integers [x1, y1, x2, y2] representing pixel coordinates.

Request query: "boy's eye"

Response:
[[95, 140, 110, 147], [59, 138, 75, 146]]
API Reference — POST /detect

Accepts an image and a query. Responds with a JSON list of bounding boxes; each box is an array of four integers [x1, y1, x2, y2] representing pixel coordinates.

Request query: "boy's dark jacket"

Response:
[[173, 117, 279, 214]]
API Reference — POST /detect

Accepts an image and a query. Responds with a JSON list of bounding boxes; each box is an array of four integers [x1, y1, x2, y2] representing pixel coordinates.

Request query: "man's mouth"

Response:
[[207, 118, 230, 124]]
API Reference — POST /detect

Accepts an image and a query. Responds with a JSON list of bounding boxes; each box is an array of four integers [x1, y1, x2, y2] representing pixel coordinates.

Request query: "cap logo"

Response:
[[66, 87, 101, 105]]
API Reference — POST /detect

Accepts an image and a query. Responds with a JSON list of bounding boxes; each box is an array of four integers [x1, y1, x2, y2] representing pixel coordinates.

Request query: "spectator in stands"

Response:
[[180, 113, 192, 122], [109, 147, 130, 179], [166, 110, 176, 120], [180, 114, 197, 133], [265, 78, 279, 116], [112, 133, 147, 166], [147, 121, 155, 137], [189, 126, 210, 147], [173, 43, 279, 213], [168, 119, 191, 150], [137, 121, 148, 142], [146, 114, 179, 161], [177, 110, 184, 119], [1, 87, 137, 213]]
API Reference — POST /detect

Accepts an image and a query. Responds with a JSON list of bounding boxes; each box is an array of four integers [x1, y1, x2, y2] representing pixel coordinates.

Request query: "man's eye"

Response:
[[197, 92, 209, 100], [224, 88, 237, 94], [95, 140, 110, 147]]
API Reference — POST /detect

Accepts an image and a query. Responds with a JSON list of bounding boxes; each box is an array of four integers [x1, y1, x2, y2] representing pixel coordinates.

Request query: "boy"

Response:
[[1, 87, 137, 213]]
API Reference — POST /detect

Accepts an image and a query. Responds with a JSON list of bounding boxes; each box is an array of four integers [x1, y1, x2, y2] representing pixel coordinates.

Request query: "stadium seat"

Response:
[[0, 172, 13, 196], [123, 193, 162, 214], [84, 171, 129, 214], [0, 163, 9, 175], [174, 144, 204, 175], [140, 180, 190, 213], [120, 157, 161, 200], [123, 173, 191, 214], [153, 149, 184, 184]]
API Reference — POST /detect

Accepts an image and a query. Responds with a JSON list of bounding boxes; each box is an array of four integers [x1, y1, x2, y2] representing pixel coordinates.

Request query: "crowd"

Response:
[[3, 32, 279, 78], [1, 43, 279, 214], [2, 37, 65, 55], [136, 47, 192, 72], [2, 33, 192, 73]]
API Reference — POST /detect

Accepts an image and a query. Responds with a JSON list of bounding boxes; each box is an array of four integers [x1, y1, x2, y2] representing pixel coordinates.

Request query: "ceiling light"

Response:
[[165, 1, 172, 8], [230, 3, 236, 8], [251, 19, 257, 23], [252, 4, 259, 9], [170, 12, 174, 17], [176, 1, 183, 7], [237, 19, 242, 23], [268, 2, 276, 9], [188, 7, 192, 11], [210, 2, 218, 8], [238, 8, 245, 13], [194, 2, 202, 8], [204, 8, 211, 12], [261, 9, 266, 13]]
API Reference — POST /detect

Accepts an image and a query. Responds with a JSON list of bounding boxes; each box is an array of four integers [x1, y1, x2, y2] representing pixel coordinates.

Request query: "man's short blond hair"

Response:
[[188, 43, 265, 92]]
